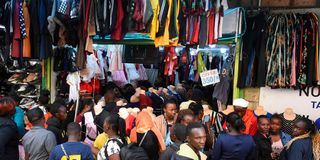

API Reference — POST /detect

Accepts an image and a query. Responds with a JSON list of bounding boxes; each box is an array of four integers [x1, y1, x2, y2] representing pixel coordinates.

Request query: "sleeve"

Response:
[[287, 142, 303, 160], [84, 145, 94, 160], [106, 140, 121, 156], [94, 134, 104, 150], [210, 135, 222, 160], [47, 125, 59, 143], [249, 118, 258, 135], [13, 107, 25, 137], [252, 136, 260, 160], [48, 147, 57, 160], [247, 137, 257, 160], [45, 132, 57, 153], [0, 126, 15, 157]]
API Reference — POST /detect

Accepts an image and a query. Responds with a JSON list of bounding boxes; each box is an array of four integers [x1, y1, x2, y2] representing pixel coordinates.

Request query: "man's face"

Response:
[[234, 106, 247, 118], [270, 118, 281, 134], [187, 127, 206, 150], [164, 103, 177, 120], [292, 121, 307, 137], [258, 118, 270, 134], [181, 115, 195, 126], [57, 106, 68, 121]]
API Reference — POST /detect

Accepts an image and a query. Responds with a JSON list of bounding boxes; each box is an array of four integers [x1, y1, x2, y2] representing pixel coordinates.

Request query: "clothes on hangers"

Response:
[[238, 12, 267, 88], [265, 13, 319, 88]]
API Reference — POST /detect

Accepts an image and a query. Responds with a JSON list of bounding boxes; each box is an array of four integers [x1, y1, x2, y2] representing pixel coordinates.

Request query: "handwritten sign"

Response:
[[200, 69, 220, 86]]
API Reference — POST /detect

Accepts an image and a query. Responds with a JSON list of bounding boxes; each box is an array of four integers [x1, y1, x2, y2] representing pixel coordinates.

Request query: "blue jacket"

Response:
[[12, 106, 25, 138], [280, 131, 291, 145]]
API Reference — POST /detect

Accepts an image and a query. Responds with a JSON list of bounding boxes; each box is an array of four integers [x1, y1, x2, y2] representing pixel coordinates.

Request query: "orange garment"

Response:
[[130, 111, 166, 151], [154, 114, 177, 140], [242, 109, 257, 135], [22, 0, 31, 58]]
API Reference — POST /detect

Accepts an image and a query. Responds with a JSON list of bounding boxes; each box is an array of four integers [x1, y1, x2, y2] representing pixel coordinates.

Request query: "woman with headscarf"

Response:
[[0, 97, 19, 159], [130, 111, 166, 160]]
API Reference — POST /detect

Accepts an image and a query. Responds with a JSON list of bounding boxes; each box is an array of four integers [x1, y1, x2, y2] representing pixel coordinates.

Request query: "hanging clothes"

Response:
[[111, 0, 124, 40], [22, 0, 31, 58], [107, 45, 128, 86], [137, 64, 148, 80], [238, 12, 267, 88], [12, 0, 21, 58], [262, 13, 319, 89], [67, 72, 81, 102], [124, 63, 140, 82]]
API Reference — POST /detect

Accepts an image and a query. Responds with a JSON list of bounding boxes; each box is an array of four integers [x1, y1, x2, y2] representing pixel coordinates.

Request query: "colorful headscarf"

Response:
[[130, 111, 166, 151]]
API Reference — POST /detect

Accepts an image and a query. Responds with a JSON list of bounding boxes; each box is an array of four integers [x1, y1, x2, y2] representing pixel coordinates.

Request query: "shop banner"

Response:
[[259, 87, 320, 121], [200, 69, 220, 86]]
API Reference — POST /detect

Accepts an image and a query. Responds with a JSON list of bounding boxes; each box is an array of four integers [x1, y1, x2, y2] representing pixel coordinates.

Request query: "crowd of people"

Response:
[[0, 81, 320, 160]]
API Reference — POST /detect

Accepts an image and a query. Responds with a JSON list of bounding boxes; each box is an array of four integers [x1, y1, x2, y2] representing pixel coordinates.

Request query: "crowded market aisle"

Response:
[[1, 0, 320, 159], [0, 82, 319, 160]]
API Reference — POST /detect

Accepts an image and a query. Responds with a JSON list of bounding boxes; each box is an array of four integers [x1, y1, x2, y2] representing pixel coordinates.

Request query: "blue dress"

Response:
[[210, 133, 256, 160]]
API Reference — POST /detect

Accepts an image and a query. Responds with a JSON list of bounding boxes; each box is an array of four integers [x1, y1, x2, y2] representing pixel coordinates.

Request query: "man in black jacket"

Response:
[[47, 101, 68, 144], [253, 115, 272, 160]]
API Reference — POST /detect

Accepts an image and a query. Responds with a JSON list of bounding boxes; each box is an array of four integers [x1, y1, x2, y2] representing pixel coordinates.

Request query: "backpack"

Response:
[[120, 132, 149, 160]]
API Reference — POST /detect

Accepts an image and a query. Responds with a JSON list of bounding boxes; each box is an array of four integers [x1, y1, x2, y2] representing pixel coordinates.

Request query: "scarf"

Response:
[[285, 132, 310, 149], [129, 111, 166, 151]]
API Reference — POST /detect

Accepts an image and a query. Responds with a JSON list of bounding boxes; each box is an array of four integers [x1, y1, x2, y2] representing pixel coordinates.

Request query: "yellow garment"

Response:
[[169, 0, 180, 45], [94, 133, 131, 150], [94, 133, 109, 150], [61, 155, 81, 160], [154, 18, 170, 47], [154, 0, 180, 47], [149, 0, 159, 40], [177, 143, 207, 160]]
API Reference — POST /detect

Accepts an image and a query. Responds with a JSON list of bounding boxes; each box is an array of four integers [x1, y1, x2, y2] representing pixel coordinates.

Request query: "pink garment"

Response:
[[112, 70, 128, 87], [137, 64, 148, 80], [107, 45, 124, 71], [82, 112, 98, 147], [19, 144, 25, 160]]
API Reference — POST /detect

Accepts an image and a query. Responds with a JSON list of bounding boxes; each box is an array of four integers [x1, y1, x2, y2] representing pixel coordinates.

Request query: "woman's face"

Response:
[[270, 118, 282, 134]]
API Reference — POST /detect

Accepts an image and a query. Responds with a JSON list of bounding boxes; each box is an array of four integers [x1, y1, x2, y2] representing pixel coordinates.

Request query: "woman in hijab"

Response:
[[130, 111, 166, 160]]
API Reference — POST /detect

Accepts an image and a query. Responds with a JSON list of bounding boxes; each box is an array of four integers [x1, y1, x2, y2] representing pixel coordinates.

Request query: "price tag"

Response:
[[200, 69, 220, 86]]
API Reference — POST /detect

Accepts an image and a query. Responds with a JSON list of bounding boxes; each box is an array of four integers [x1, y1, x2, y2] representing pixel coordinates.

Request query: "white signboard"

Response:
[[259, 87, 320, 121], [200, 69, 220, 86]]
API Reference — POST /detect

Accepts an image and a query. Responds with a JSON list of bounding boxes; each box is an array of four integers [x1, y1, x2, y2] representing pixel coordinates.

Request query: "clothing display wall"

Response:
[[239, 11, 320, 89]]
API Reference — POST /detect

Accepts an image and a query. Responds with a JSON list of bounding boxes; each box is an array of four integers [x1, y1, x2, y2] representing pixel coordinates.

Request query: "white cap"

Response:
[[233, 98, 249, 108]]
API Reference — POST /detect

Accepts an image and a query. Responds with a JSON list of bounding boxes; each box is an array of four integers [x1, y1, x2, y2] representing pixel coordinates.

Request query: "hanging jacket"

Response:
[[96, 0, 117, 35]]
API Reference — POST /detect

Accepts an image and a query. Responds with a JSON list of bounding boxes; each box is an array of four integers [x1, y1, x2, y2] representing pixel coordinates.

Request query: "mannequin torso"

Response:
[[254, 106, 267, 116], [283, 108, 296, 121]]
